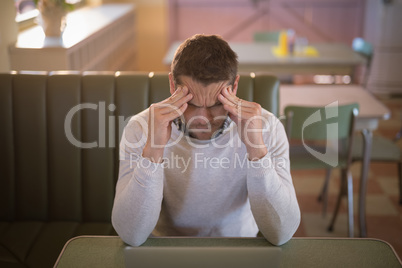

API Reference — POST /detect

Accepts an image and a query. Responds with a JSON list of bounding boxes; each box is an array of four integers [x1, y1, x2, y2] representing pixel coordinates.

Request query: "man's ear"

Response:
[[169, 73, 175, 95], [232, 75, 240, 95]]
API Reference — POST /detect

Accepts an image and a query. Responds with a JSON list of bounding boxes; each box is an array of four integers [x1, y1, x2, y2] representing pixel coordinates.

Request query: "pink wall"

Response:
[[168, 0, 365, 45]]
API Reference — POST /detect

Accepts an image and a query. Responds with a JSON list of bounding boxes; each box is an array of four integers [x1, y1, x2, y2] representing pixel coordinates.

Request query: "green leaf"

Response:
[[33, 0, 75, 11]]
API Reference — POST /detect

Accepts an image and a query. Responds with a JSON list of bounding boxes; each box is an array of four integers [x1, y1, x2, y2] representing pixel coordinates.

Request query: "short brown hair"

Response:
[[171, 34, 238, 87]]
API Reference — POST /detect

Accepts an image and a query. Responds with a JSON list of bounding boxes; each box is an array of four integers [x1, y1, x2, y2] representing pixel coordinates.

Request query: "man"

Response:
[[112, 34, 300, 246]]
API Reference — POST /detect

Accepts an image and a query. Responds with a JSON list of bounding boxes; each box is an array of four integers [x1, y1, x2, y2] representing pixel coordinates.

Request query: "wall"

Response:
[[167, 0, 365, 45], [105, 0, 169, 72], [364, 0, 402, 94], [0, 0, 18, 72], [136, 0, 169, 72]]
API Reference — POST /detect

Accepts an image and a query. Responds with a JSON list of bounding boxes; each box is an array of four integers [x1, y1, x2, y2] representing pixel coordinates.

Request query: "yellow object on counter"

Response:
[[272, 45, 319, 57], [277, 30, 288, 56]]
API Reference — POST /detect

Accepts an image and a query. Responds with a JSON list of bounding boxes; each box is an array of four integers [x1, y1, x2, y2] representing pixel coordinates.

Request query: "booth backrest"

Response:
[[0, 71, 279, 223]]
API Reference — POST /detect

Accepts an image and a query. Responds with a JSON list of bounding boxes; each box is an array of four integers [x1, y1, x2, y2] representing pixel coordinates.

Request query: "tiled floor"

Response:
[[292, 95, 402, 259]]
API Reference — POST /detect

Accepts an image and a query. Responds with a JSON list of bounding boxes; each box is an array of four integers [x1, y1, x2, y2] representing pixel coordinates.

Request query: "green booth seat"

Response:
[[0, 71, 280, 268]]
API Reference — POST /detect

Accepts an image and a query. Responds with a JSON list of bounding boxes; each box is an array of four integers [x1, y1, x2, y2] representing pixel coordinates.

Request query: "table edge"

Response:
[[279, 85, 391, 121], [54, 235, 402, 266]]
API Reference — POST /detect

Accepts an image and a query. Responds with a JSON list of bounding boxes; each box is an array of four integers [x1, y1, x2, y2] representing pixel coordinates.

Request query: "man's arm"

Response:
[[219, 86, 300, 245], [246, 116, 300, 246], [112, 87, 192, 246], [111, 118, 164, 246]]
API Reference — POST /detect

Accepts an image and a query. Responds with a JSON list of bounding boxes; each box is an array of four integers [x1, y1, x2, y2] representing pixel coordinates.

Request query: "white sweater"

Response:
[[112, 108, 300, 246]]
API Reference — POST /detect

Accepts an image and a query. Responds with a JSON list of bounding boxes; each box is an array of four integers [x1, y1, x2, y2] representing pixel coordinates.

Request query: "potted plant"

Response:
[[33, 0, 74, 37]]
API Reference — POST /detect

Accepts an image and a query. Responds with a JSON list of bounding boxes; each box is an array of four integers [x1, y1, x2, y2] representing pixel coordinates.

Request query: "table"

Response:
[[54, 236, 402, 267], [163, 42, 367, 76], [280, 85, 391, 237]]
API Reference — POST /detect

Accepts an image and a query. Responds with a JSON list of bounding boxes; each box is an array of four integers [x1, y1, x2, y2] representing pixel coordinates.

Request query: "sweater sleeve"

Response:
[[246, 115, 301, 246], [111, 116, 164, 246]]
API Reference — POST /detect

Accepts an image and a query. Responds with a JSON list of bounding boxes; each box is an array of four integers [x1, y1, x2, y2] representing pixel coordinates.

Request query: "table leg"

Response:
[[359, 129, 373, 237]]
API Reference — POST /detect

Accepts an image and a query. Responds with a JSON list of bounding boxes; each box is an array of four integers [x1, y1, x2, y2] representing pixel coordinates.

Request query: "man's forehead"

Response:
[[188, 98, 221, 108], [177, 75, 230, 87], [187, 93, 221, 107], [178, 76, 230, 106]]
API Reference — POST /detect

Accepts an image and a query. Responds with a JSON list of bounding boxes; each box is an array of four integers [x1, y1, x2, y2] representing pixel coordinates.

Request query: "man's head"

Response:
[[170, 34, 238, 86], [169, 34, 239, 140]]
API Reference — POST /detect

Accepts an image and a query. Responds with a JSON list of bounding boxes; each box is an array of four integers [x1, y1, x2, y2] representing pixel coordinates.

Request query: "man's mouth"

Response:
[[193, 125, 210, 129]]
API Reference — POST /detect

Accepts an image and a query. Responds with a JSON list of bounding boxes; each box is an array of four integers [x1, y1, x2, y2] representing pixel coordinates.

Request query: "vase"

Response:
[[38, 4, 66, 37]]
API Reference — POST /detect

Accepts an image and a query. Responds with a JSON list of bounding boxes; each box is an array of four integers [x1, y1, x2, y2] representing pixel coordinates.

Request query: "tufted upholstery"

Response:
[[0, 71, 279, 267]]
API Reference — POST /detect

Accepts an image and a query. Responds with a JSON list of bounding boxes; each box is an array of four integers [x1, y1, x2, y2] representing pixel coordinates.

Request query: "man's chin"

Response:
[[188, 130, 213, 140]]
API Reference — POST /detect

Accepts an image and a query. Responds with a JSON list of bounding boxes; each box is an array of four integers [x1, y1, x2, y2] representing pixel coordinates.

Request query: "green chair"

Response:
[[253, 31, 280, 43], [285, 103, 359, 237], [321, 118, 401, 213]]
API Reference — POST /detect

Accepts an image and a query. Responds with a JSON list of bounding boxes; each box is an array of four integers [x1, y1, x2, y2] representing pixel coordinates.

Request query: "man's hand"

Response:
[[219, 87, 268, 160], [143, 86, 193, 163]]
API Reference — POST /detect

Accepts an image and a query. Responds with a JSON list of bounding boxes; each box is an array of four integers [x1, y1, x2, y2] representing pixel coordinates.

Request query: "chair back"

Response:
[[285, 103, 359, 141], [285, 103, 359, 168]]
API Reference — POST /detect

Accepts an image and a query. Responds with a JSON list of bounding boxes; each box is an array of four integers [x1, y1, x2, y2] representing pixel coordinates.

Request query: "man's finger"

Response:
[[219, 93, 243, 113], [218, 93, 236, 108], [165, 86, 188, 104], [221, 87, 253, 108], [160, 93, 192, 114], [163, 103, 188, 122], [220, 87, 239, 105], [174, 92, 193, 108], [220, 94, 257, 121], [219, 94, 239, 116], [158, 87, 192, 115]]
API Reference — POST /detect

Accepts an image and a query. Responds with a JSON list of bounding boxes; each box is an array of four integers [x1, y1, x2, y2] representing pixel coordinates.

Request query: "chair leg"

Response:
[[328, 169, 346, 232], [346, 170, 354, 237], [398, 162, 402, 205], [328, 169, 354, 237], [318, 169, 332, 217]]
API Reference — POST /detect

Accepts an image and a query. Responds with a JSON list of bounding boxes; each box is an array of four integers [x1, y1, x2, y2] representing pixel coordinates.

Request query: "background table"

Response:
[[54, 236, 402, 267], [280, 85, 390, 237], [163, 42, 367, 76]]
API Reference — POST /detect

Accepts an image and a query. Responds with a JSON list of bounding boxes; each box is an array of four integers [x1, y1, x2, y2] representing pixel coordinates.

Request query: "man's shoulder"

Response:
[[124, 108, 150, 133], [259, 108, 286, 136], [260, 108, 280, 123], [127, 108, 150, 124]]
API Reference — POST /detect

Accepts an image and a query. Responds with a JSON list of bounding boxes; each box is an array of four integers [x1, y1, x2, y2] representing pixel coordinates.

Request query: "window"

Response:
[[15, 0, 85, 29], [15, 0, 38, 23]]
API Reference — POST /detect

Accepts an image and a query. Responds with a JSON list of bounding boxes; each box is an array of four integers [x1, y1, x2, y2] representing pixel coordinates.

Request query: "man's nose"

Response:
[[195, 108, 213, 122]]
